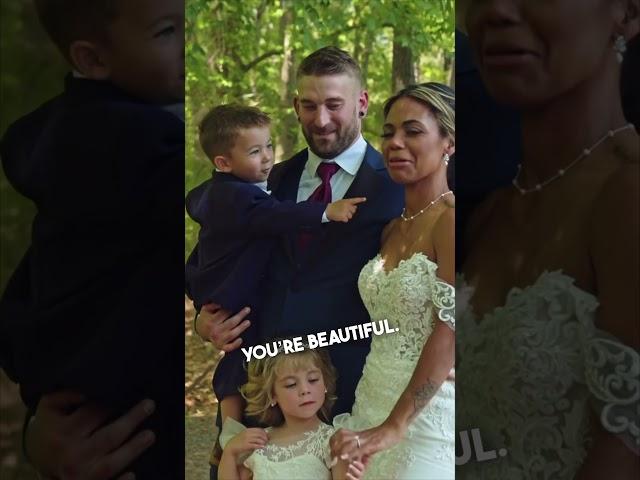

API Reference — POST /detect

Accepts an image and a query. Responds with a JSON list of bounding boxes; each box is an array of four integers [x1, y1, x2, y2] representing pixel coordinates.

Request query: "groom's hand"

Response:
[[196, 303, 251, 352]]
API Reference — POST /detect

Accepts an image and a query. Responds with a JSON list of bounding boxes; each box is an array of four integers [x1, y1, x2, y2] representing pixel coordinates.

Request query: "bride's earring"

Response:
[[443, 153, 450, 166], [614, 35, 627, 63]]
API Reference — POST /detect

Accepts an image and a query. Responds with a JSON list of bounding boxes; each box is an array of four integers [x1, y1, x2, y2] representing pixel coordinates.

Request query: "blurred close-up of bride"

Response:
[[456, 0, 639, 478]]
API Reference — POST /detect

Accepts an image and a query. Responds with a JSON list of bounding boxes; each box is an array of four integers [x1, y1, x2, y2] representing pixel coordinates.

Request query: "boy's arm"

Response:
[[239, 189, 326, 235], [237, 188, 365, 235]]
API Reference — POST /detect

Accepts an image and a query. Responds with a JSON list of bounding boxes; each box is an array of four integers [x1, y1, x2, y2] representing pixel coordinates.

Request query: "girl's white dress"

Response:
[[334, 253, 456, 479], [220, 419, 334, 479]]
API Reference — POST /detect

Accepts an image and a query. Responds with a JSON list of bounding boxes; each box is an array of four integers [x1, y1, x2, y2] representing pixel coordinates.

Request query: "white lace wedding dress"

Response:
[[334, 252, 456, 479], [456, 271, 640, 479]]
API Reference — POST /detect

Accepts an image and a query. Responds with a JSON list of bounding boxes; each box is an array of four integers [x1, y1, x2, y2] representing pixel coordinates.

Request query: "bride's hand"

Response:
[[330, 423, 405, 463]]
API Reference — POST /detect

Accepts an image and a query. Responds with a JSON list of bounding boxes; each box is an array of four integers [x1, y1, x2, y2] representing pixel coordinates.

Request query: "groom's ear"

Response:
[[213, 155, 233, 173], [293, 96, 301, 119]]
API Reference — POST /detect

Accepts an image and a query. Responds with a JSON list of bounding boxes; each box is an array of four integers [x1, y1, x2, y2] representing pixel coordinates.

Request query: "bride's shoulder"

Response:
[[594, 160, 639, 212]]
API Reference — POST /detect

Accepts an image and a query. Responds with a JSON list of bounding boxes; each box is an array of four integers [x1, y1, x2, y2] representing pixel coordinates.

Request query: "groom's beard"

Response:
[[302, 110, 360, 160]]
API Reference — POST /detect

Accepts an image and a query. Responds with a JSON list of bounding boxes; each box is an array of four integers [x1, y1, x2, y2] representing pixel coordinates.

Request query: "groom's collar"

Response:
[[304, 134, 367, 176]]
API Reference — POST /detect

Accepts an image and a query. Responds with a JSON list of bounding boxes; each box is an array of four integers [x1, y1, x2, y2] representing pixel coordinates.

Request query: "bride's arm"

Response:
[[331, 208, 455, 460], [382, 207, 455, 434], [575, 162, 639, 479]]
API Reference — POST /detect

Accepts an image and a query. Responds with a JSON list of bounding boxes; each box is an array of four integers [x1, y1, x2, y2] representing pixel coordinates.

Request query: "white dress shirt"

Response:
[[297, 134, 367, 203]]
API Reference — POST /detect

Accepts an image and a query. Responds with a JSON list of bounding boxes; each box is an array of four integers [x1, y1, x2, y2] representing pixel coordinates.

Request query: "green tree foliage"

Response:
[[185, 0, 454, 256]]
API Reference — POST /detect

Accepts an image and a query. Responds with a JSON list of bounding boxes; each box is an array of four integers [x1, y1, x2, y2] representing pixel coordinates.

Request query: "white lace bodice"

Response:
[[220, 419, 333, 480], [456, 271, 640, 479], [334, 252, 455, 479], [358, 252, 455, 364]]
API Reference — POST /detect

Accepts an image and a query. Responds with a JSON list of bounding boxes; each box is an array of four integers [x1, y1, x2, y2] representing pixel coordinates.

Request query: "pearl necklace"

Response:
[[401, 191, 453, 222], [513, 123, 635, 195]]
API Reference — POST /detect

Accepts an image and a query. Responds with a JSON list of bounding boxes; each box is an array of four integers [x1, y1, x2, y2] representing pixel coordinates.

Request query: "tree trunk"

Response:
[[391, 31, 415, 93], [278, 0, 297, 162]]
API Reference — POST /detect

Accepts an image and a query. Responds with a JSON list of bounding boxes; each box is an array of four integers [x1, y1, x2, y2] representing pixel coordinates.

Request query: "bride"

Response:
[[457, 0, 639, 478], [330, 83, 456, 479]]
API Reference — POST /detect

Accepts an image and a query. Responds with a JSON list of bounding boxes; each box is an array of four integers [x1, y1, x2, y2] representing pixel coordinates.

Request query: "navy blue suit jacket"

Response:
[[0, 76, 184, 477], [185, 172, 326, 313], [260, 143, 404, 415]]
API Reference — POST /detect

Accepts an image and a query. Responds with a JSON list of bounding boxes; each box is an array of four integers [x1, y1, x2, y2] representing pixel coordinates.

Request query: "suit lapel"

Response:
[[270, 150, 308, 266]]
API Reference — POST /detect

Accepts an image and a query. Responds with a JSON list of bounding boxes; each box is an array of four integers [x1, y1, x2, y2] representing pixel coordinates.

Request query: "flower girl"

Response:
[[219, 347, 365, 480]]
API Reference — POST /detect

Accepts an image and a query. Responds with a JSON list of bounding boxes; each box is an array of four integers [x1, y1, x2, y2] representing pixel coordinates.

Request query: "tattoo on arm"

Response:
[[409, 379, 438, 421]]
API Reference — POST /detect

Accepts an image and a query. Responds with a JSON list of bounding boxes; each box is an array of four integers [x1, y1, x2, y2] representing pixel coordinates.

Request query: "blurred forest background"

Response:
[[1, 1, 66, 478], [185, 0, 455, 256]]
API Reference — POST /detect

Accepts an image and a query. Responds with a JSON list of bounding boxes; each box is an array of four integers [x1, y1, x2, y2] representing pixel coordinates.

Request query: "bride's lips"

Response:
[[387, 157, 413, 168], [482, 44, 539, 68]]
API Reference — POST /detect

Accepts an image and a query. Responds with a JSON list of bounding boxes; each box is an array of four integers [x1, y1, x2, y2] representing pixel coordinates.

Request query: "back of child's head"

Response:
[[34, 0, 120, 63], [199, 104, 271, 162], [240, 347, 337, 427]]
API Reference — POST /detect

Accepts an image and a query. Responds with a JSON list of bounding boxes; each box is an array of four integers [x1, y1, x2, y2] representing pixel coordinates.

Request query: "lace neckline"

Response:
[[265, 422, 328, 449], [374, 251, 437, 275], [461, 270, 598, 322]]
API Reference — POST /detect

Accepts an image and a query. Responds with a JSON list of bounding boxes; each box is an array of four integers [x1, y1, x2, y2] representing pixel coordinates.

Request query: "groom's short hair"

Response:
[[297, 46, 364, 88]]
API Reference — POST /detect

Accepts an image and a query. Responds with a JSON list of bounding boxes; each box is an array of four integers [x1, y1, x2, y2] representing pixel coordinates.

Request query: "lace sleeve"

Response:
[[432, 280, 455, 331], [583, 333, 640, 455]]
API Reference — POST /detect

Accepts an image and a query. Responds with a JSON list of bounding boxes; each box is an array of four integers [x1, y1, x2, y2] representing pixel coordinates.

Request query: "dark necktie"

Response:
[[308, 162, 340, 202], [297, 162, 341, 252]]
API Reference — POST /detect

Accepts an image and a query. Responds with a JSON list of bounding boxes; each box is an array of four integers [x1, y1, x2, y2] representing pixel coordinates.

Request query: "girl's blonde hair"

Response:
[[240, 347, 337, 427]]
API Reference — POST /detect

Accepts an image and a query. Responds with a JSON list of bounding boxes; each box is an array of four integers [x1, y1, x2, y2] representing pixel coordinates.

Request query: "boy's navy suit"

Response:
[[0, 75, 184, 478], [261, 143, 404, 414], [185, 172, 326, 313], [185, 172, 326, 399]]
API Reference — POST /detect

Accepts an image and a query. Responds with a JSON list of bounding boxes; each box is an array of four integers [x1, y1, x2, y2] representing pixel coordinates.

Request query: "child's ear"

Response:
[[69, 41, 110, 80], [213, 155, 233, 173]]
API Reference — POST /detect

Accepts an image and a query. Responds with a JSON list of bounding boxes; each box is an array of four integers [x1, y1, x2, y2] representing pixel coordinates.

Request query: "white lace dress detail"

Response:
[[334, 252, 455, 479], [220, 419, 334, 479], [456, 271, 640, 479]]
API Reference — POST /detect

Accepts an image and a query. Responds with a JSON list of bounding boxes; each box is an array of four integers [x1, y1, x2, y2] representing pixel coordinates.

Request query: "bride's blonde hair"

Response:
[[240, 346, 337, 427], [383, 82, 455, 142]]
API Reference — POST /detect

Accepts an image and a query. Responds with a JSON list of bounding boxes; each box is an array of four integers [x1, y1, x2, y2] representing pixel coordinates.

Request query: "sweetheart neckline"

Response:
[[459, 269, 599, 324], [371, 251, 437, 275]]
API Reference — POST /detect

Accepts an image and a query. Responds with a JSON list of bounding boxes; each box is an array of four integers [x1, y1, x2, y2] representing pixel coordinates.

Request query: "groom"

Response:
[[196, 46, 403, 475]]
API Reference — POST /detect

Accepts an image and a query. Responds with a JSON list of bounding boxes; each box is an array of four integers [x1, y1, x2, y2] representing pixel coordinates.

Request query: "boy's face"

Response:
[[103, 0, 184, 103], [222, 126, 274, 183]]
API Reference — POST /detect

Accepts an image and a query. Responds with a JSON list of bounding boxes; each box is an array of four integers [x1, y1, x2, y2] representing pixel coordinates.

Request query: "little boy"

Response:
[[185, 104, 365, 425], [0, 0, 184, 476]]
